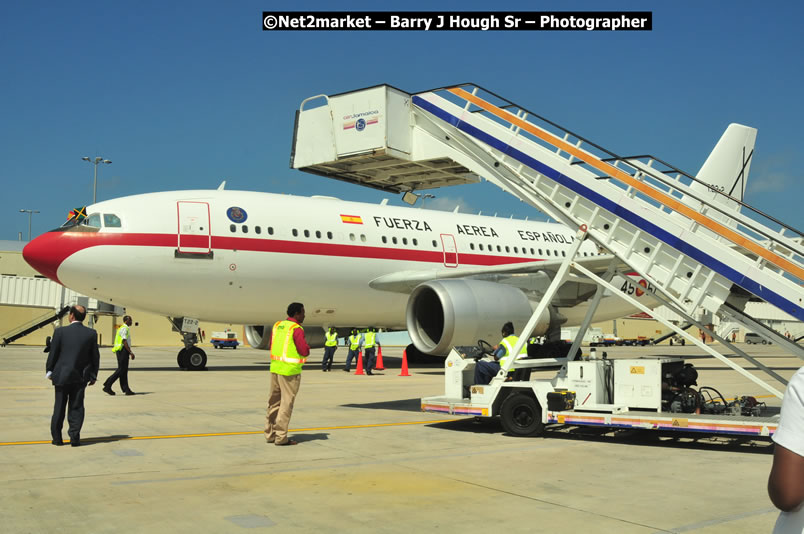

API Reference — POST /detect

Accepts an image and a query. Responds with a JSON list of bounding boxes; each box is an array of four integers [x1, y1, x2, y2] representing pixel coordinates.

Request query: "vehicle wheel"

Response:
[[186, 347, 207, 370], [500, 393, 544, 437], [177, 348, 189, 369], [762, 340, 768, 345]]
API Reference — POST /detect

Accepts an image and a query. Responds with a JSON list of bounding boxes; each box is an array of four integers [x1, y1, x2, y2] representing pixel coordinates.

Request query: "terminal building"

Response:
[[2, 241, 799, 350]]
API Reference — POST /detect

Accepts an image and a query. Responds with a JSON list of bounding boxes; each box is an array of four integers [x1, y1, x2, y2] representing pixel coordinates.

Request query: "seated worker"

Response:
[[473, 322, 528, 385]]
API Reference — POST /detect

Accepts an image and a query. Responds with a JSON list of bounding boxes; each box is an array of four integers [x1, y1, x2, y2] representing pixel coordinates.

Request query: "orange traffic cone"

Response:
[[355, 350, 365, 375], [399, 349, 410, 376], [374, 346, 385, 370]]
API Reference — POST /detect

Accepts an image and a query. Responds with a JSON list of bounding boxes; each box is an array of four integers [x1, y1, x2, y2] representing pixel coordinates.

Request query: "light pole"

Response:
[[82, 156, 112, 204], [19, 209, 39, 241], [420, 193, 435, 208]]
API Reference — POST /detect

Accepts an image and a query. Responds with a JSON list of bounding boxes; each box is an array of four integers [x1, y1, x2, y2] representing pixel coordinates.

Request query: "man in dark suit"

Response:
[[46, 305, 100, 447]]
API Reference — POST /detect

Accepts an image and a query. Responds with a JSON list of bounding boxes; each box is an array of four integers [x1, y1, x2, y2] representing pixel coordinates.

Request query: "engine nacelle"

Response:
[[244, 325, 272, 350], [406, 279, 556, 356], [244, 324, 327, 350]]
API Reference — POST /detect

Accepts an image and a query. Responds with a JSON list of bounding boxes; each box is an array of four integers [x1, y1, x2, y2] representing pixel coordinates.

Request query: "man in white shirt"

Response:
[[769, 366, 804, 533]]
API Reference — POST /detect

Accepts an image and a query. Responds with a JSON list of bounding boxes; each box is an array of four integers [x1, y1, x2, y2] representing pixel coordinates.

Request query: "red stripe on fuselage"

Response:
[[25, 230, 545, 283]]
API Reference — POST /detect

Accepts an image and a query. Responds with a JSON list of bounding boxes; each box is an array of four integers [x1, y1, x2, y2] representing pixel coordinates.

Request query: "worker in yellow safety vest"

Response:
[[473, 321, 527, 385], [343, 328, 362, 372], [363, 328, 381, 375], [264, 302, 310, 446], [103, 315, 136, 396], [322, 327, 338, 372]]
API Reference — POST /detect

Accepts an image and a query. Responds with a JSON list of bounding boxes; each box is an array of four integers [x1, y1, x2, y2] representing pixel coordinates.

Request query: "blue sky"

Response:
[[2, 1, 802, 241]]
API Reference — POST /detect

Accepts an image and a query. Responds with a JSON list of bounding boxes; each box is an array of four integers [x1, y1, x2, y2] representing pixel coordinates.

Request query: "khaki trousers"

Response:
[[264, 372, 301, 445]]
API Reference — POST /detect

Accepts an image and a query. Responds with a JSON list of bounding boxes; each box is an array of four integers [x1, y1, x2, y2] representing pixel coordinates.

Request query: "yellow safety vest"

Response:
[[349, 334, 361, 350], [270, 320, 306, 376], [364, 331, 376, 348], [499, 335, 527, 370], [325, 331, 338, 347], [113, 324, 130, 352]]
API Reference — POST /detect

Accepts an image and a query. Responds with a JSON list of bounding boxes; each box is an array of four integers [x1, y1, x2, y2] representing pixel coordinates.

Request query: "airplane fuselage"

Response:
[[23, 190, 653, 331]]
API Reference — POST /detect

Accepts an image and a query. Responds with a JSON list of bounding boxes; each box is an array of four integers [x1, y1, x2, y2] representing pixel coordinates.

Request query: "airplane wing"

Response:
[[369, 254, 625, 307]]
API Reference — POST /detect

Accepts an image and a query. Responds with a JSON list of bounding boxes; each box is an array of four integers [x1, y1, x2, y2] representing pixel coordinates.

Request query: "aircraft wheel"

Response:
[[177, 348, 189, 369], [500, 393, 544, 437], [186, 347, 207, 370]]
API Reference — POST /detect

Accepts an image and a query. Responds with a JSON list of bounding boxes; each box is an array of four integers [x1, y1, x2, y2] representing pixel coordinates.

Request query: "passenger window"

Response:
[[103, 214, 122, 227], [360, 234, 366, 242], [349, 233, 356, 241], [413, 238, 418, 246], [392, 237, 398, 245], [327, 231, 333, 239], [432, 240, 437, 247], [505, 246, 510, 253], [530, 248, 535, 255], [230, 224, 236, 233], [546, 249, 550, 256], [316, 230, 321, 238], [255, 226, 261, 234], [402, 237, 408, 245], [479, 244, 484, 251], [514, 246, 518, 253], [382, 236, 387, 244], [292, 229, 298, 237], [561, 250, 566, 257], [470, 243, 475, 250], [85, 213, 101, 227], [304, 230, 310, 238], [242, 225, 248, 233], [496, 245, 501, 252], [268, 227, 274, 235]]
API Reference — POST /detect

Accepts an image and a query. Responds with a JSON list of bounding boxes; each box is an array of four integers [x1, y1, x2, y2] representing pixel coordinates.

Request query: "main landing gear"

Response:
[[168, 317, 207, 371]]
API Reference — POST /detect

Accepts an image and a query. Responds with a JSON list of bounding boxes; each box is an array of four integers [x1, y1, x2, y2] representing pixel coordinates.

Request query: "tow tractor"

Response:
[[422, 344, 778, 438], [211, 330, 239, 349]]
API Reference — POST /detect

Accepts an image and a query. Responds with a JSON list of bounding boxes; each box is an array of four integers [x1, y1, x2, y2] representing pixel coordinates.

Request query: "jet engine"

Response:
[[244, 324, 327, 350], [406, 279, 558, 356]]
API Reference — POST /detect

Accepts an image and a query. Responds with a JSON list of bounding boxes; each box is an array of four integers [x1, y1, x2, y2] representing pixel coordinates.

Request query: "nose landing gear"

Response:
[[169, 317, 207, 371]]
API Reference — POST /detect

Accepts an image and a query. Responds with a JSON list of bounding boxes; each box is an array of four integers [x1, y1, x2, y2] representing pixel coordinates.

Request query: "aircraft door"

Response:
[[177, 201, 212, 256], [440, 233, 458, 268]]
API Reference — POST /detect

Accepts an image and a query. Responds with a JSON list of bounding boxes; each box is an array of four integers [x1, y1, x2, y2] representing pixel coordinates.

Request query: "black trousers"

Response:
[[104, 349, 130, 392], [322, 346, 336, 370], [364, 347, 376, 374], [51, 383, 86, 442]]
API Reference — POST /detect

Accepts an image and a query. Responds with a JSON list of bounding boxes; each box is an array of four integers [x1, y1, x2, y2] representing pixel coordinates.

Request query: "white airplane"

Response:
[[22, 124, 756, 369]]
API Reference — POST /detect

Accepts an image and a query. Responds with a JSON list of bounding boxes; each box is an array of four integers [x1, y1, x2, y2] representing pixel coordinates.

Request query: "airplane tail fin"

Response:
[[686, 123, 756, 218]]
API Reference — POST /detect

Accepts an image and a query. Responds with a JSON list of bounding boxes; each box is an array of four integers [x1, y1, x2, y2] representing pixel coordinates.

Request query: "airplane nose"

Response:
[[23, 232, 66, 284]]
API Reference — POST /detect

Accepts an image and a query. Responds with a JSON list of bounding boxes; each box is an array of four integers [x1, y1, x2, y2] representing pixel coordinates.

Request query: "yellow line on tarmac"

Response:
[[0, 419, 458, 447]]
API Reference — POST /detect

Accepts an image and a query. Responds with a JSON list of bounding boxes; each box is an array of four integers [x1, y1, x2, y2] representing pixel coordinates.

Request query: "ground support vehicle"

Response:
[[211, 331, 239, 349], [422, 348, 779, 438]]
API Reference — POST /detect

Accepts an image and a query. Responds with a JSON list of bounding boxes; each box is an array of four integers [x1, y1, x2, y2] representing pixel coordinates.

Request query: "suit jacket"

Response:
[[46, 322, 101, 386]]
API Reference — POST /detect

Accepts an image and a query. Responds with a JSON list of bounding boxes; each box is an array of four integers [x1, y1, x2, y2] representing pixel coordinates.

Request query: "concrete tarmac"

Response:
[[0, 343, 798, 533]]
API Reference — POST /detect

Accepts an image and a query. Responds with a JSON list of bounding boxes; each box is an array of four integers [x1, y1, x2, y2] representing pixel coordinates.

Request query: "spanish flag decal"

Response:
[[340, 214, 363, 224]]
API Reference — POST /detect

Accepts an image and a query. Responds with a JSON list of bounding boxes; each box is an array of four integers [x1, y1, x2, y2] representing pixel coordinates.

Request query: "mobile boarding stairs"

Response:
[[291, 84, 804, 420]]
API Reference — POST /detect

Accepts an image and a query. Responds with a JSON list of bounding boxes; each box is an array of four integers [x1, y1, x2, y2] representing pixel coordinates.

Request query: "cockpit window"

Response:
[[103, 213, 122, 227], [84, 213, 102, 228]]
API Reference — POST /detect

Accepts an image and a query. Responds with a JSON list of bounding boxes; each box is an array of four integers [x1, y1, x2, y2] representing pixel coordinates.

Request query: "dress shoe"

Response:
[[124, 390, 136, 396], [102, 386, 115, 396], [275, 439, 298, 446], [51, 439, 64, 446], [70, 440, 81, 447], [342, 369, 350, 372]]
